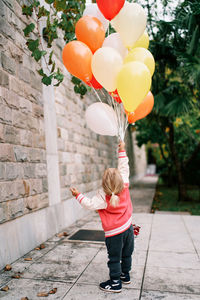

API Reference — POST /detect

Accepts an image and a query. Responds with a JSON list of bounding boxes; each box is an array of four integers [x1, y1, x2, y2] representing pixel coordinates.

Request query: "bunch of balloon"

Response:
[[110, 1, 155, 121], [62, 0, 156, 140]]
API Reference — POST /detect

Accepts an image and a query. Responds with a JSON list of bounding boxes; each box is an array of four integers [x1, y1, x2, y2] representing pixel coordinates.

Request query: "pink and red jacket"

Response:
[[76, 150, 133, 237]]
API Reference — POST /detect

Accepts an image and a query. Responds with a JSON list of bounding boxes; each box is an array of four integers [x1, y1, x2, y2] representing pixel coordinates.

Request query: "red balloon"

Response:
[[97, 0, 125, 21], [109, 89, 122, 103], [87, 75, 102, 89]]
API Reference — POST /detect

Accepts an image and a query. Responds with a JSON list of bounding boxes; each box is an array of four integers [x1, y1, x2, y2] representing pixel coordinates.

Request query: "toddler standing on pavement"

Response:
[[70, 141, 134, 293]]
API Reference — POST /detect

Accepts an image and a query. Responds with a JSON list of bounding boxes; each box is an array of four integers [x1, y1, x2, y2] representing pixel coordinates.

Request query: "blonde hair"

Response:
[[102, 168, 124, 207]]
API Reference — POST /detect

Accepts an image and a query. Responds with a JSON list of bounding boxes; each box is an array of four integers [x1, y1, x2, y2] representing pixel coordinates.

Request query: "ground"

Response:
[[0, 176, 200, 299]]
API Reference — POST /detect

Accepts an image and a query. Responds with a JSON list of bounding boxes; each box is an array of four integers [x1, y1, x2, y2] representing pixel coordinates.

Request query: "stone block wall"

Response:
[[0, 0, 117, 241], [0, 0, 48, 224], [132, 131, 147, 180]]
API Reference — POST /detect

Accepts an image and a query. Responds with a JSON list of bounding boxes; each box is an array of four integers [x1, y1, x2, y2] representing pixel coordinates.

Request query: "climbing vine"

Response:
[[22, 0, 87, 95]]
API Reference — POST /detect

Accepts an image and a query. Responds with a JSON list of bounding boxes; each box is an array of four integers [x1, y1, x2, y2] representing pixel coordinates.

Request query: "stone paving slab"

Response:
[[134, 223, 151, 251], [79, 220, 103, 230], [0, 278, 71, 299], [149, 214, 195, 253], [18, 242, 56, 262], [182, 215, 200, 257], [147, 251, 200, 269], [141, 290, 200, 300], [0, 276, 10, 289], [130, 175, 158, 213], [1, 211, 200, 299], [133, 213, 153, 225], [77, 247, 145, 290], [63, 283, 141, 300], [20, 243, 101, 283], [143, 266, 200, 294]]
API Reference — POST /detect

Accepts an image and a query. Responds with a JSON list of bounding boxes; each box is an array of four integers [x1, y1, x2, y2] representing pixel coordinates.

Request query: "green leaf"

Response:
[[32, 49, 47, 61], [38, 6, 50, 19], [22, 5, 33, 17], [74, 85, 79, 94], [27, 39, 39, 51], [37, 69, 45, 76], [187, 25, 199, 56], [33, 0, 40, 7], [73, 84, 87, 96], [42, 75, 53, 85], [79, 84, 87, 96], [53, 0, 67, 11], [54, 69, 64, 82], [45, 0, 54, 4], [23, 23, 35, 37], [64, 32, 75, 41], [71, 76, 81, 85]]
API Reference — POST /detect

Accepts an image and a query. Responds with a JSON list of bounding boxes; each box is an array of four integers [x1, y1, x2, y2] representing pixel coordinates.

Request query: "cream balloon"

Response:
[[85, 102, 118, 136], [124, 47, 155, 76], [111, 2, 147, 48], [83, 3, 109, 32], [92, 47, 123, 92], [102, 33, 128, 59], [132, 30, 149, 49]]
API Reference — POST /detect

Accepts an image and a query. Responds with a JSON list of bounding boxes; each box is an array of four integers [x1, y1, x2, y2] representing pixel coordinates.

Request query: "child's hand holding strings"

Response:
[[118, 141, 125, 152], [70, 187, 79, 197]]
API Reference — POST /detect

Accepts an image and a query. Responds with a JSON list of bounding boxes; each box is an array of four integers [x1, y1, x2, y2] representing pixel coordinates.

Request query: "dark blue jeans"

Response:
[[105, 225, 134, 280]]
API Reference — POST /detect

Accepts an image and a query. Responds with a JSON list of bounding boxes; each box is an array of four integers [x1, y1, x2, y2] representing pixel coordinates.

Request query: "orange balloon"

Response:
[[75, 16, 105, 53], [127, 91, 154, 123], [62, 41, 92, 82], [127, 112, 135, 123]]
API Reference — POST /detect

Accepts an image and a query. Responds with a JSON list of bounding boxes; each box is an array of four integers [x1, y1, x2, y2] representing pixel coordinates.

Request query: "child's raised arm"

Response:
[[118, 141, 129, 185], [70, 187, 107, 210]]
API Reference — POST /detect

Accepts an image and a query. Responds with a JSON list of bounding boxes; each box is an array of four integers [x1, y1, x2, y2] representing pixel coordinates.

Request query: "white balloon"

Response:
[[111, 2, 147, 48], [102, 33, 128, 59], [85, 102, 118, 136], [83, 3, 109, 32], [92, 47, 123, 92]]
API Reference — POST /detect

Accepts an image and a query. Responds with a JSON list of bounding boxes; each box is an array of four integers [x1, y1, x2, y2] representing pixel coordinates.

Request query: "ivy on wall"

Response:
[[22, 0, 87, 96]]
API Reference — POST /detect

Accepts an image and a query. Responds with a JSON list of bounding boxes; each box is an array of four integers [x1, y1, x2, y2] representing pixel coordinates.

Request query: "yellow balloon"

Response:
[[124, 47, 155, 76], [117, 61, 151, 112], [132, 31, 149, 49]]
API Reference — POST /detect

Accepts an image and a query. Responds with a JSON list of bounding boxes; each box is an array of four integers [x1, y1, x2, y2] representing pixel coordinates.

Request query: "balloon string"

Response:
[[110, 95, 121, 140], [111, 95, 124, 141], [99, 88, 106, 101], [90, 84, 128, 141], [90, 83, 103, 103]]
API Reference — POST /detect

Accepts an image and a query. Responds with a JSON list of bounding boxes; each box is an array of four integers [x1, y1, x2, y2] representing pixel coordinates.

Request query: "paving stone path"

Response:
[[130, 175, 158, 213], [0, 176, 200, 300]]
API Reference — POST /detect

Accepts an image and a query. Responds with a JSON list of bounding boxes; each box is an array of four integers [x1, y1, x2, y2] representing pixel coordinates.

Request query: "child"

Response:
[[70, 141, 134, 293]]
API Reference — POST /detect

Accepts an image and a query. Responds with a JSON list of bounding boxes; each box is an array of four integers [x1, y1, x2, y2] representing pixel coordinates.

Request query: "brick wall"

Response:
[[0, 0, 118, 225], [0, 0, 49, 223]]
